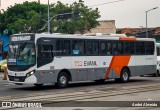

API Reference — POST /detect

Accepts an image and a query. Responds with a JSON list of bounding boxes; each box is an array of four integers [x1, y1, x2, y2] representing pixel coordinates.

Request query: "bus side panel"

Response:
[[135, 55, 156, 75], [71, 56, 112, 81], [34, 70, 55, 84], [88, 68, 110, 80], [112, 68, 120, 78], [54, 57, 75, 81], [105, 56, 131, 79], [128, 55, 156, 76], [96, 68, 107, 79], [128, 66, 137, 77], [145, 54, 157, 74]]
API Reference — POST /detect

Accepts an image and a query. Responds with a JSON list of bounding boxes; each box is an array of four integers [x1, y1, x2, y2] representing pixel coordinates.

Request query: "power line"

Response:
[[88, 0, 125, 7]]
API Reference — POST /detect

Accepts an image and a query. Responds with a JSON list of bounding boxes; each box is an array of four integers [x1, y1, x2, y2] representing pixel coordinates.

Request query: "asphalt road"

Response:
[[0, 73, 160, 110], [0, 74, 159, 97]]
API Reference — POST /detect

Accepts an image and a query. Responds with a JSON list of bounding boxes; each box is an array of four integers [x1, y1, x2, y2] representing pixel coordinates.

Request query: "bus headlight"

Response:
[[30, 71, 34, 75], [26, 70, 35, 77]]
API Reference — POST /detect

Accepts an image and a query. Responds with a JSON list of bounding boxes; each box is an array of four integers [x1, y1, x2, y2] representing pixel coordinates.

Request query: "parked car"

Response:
[[0, 59, 7, 71], [156, 61, 160, 77]]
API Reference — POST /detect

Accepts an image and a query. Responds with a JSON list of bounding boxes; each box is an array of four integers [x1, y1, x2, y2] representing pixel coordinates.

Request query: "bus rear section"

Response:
[[7, 33, 157, 88]]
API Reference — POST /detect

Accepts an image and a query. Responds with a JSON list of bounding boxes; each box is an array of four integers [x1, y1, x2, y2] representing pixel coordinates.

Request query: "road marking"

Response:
[[2, 83, 15, 86], [0, 96, 12, 100]]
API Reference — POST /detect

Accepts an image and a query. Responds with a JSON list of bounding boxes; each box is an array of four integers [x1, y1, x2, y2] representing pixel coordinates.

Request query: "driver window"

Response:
[[28, 47, 36, 65]]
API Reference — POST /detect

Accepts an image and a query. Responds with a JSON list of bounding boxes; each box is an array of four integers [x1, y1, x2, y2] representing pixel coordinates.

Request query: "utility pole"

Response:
[[48, 0, 50, 33], [145, 7, 158, 38]]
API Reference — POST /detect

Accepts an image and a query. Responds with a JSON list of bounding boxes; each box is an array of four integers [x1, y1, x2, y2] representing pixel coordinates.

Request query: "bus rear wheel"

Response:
[[56, 72, 69, 88], [120, 68, 130, 83]]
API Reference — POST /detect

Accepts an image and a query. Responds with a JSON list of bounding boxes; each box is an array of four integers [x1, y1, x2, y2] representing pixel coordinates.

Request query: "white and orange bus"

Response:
[[7, 33, 157, 88]]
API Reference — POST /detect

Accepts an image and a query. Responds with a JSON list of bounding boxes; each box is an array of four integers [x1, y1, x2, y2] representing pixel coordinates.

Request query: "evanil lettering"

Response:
[[12, 36, 31, 41], [84, 61, 97, 66]]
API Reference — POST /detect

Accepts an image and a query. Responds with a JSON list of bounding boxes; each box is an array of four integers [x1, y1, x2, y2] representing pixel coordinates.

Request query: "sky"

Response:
[[0, 0, 160, 28]]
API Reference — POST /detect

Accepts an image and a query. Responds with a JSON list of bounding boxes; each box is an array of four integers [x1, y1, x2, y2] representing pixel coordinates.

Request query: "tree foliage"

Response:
[[0, 1, 100, 34], [0, 1, 46, 34]]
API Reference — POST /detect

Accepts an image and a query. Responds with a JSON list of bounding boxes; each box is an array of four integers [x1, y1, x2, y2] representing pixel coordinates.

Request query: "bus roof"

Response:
[[12, 33, 156, 41]]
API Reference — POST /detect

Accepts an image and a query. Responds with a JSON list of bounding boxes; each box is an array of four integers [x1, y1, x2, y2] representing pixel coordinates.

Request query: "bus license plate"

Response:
[[14, 78, 19, 81]]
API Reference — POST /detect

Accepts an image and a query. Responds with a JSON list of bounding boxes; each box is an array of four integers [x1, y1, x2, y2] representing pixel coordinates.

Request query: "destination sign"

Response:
[[11, 35, 31, 41]]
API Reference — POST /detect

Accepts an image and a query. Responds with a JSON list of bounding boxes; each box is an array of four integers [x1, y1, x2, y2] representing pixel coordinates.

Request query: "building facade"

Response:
[[88, 20, 116, 34], [117, 27, 160, 42]]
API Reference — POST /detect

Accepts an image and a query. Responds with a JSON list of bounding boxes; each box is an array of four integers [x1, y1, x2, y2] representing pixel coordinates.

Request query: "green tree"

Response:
[[0, 1, 47, 34], [50, 1, 101, 34], [0, 1, 100, 34]]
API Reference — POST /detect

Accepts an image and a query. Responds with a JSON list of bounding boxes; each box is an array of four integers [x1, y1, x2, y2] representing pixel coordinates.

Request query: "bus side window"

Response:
[[93, 41, 99, 55], [124, 41, 129, 54], [113, 41, 118, 55], [100, 42, 107, 55], [63, 40, 71, 55], [85, 40, 93, 55], [135, 42, 141, 55], [124, 41, 134, 55], [106, 41, 112, 55], [56, 40, 63, 56], [136, 42, 145, 55], [146, 41, 154, 55], [130, 42, 135, 54], [40, 45, 53, 58], [117, 41, 124, 55], [79, 40, 85, 55], [72, 40, 79, 55]]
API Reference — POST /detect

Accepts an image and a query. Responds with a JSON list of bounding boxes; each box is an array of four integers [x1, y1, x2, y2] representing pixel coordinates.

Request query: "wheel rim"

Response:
[[59, 76, 67, 85], [123, 71, 128, 81]]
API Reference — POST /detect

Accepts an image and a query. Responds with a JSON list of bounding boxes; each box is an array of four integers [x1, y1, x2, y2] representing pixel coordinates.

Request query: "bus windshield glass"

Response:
[[8, 43, 36, 66]]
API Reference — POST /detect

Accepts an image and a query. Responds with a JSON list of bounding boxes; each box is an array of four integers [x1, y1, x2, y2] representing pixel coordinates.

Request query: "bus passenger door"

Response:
[[36, 39, 55, 83]]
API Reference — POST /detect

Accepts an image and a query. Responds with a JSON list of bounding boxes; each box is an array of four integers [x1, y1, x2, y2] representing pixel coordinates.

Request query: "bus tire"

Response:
[[120, 68, 130, 83], [56, 72, 69, 88], [154, 70, 159, 77]]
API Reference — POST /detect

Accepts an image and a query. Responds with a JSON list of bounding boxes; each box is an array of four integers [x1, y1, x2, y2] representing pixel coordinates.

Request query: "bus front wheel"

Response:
[[56, 72, 69, 88], [154, 70, 159, 77], [120, 68, 130, 83]]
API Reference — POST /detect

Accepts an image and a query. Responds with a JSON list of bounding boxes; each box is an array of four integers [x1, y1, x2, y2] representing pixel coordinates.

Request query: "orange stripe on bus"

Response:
[[105, 56, 131, 79], [104, 56, 115, 79], [119, 37, 137, 41]]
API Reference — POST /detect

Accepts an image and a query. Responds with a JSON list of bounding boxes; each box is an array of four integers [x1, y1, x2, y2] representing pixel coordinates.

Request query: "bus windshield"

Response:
[[8, 43, 36, 66]]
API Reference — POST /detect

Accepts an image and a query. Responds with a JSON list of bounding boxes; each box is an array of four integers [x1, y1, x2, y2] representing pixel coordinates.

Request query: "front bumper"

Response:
[[7, 75, 37, 84]]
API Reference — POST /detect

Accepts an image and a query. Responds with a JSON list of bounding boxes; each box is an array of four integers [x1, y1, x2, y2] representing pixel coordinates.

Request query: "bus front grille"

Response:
[[8, 75, 26, 82]]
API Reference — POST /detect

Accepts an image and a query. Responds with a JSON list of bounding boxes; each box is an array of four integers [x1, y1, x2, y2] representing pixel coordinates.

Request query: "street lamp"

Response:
[[145, 7, 158, 38]]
